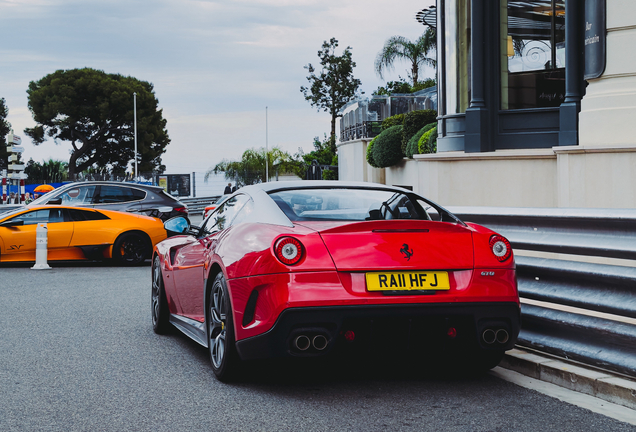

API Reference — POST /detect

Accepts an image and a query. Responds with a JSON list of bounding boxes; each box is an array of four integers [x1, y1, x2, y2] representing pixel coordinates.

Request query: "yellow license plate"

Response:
[[366, 271, 450, 291]]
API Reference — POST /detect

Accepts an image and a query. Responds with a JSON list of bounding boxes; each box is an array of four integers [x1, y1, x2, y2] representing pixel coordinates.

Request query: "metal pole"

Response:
[[134, 92, 138, 182], [265, 106, 268, 183]]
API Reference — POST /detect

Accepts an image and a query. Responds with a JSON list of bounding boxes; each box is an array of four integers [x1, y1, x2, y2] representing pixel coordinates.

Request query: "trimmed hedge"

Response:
[[366, 136, 380, 168], [381, 114, 404, 131], [402, 109, 437, 153], [405, 122, 436, 158], [372, 125, 404, 167], [417, 125, 438, 154]]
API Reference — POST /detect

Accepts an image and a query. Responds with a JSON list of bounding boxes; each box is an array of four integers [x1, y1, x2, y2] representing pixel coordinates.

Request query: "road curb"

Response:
[[500, 348, 636, 411]]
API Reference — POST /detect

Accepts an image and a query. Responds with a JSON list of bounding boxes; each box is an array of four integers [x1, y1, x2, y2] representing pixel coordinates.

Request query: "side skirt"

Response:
[[169, 314, 208, 348]]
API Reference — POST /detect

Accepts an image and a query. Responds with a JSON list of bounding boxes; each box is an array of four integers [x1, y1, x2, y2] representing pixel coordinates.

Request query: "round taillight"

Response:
[[274, 237, 304, 265], [489, 235, 512, 262]]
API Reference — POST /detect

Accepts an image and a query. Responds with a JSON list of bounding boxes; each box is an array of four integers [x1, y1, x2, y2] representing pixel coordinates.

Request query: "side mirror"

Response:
[[164, 217, 190, 237], [47, 197, 62, 205]]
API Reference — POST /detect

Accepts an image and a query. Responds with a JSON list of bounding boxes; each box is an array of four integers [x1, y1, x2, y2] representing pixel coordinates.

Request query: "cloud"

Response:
[[0, 0, 433, 174]]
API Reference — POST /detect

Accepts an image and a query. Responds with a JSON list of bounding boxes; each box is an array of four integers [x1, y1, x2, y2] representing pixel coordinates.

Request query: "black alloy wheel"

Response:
[[151, 256, 170, 334], [208, 273, 239, 382], [113, 232, 148, 266]]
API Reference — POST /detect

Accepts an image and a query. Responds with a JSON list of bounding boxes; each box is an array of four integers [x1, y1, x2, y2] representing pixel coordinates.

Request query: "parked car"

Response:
[[151, 181, 520, 381], [0, 205, 167, 265], [27, 181, 189, 221]]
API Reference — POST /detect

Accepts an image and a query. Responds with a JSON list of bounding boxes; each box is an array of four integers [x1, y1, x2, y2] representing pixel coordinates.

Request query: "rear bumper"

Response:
[[235, 302, 520, 361]]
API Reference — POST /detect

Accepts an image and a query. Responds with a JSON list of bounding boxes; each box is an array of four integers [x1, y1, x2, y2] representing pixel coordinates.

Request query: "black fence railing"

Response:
[[340, 121, 382, 142]]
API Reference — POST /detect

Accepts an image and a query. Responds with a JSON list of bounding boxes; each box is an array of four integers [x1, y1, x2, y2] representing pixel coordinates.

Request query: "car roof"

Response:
[[238, 180, 412, 195], [53, 181, 165, 192]]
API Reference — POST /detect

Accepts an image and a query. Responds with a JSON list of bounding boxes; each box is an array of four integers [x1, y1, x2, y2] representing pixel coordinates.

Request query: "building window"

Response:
[[500, 0, 565, 110], [444, 0, 471, 114]]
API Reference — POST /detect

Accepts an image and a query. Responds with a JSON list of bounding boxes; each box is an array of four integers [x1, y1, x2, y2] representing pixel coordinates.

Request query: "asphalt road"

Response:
[[1, 264, 634, 432]]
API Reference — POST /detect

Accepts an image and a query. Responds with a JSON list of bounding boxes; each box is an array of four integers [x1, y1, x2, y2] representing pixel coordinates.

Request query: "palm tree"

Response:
[[375, 28, 436, 87]]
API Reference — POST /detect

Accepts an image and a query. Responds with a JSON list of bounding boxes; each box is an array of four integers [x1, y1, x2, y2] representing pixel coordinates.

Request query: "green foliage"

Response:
[[25, 68, 170, 179], [381, 114, 405, 131], [405, 123, 436, 158], [418, 126, 438, 154], [402, 109, 438, 153], [412, 77, 436, 92], [375, 28, 437, 86], [0, 98, 11, 172], [373, 76, 436, 95], [372, 125, 404, 168], [366, 137, 380, 168], [291, 135, 338, 180], [208, 147, 300, 187], [24, 158, 69, 183], [301, 38, 362, 152], [322, 168, 337, 180], [373, 79, 412, 95]]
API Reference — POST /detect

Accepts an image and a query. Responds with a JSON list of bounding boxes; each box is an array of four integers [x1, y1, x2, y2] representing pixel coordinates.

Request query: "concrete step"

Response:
[[500, 347, 636, 411]]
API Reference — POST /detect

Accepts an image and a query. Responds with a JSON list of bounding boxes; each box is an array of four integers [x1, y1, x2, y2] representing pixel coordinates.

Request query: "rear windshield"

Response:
[[269, 188, 433, 222]]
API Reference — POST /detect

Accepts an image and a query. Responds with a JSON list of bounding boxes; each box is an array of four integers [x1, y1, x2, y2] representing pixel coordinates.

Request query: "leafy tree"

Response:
[[375, 28, 436, 87], [0, 98, 11, 172], [301, 38, 362, 153], [207, 147, 301, 187], [25, 158, 69, 183], [25, 68, 170, 179], [293, 135, 339, 180]]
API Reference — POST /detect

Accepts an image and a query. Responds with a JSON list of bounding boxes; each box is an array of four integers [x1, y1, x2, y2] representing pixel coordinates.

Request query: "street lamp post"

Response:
[[133, 92, 138, 182]]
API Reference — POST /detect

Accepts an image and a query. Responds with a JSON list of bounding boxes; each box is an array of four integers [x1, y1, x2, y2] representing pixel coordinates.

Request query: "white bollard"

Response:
[[31, 223, 51, 270]]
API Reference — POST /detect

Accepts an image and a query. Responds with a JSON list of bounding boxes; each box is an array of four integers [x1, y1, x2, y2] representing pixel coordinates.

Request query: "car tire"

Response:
[[151, 256, 171, 334], [208, 272, 240, 382], [112, 232, 149, 266]]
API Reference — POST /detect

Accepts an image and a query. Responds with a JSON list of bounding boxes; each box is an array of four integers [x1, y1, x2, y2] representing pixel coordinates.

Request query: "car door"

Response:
[[172, 194, 251, 321], [0, 209, 74, 262]]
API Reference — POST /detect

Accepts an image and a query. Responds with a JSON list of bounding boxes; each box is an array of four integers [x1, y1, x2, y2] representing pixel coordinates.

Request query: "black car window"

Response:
[[57, 185, 97, 205], [94, 186, 144, 204], [7, 209, 52, 225], [64, 208, 110, 222], [201, 194, 250, 235]]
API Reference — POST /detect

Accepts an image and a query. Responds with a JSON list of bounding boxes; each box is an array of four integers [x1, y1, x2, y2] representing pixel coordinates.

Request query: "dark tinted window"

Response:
[[65, 208, 110, 222], [201, 194, 251, 234], [58, 185, 96, 205], [7, 209, 65, 225], [94, 186, 145, 204]]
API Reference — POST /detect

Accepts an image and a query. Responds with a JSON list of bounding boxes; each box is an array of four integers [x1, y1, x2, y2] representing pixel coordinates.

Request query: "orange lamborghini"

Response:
[[0, 206, 167, 265]]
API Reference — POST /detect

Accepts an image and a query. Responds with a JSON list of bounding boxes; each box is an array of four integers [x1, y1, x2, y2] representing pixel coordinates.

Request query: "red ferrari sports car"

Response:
[[152, 181, 519, 381]]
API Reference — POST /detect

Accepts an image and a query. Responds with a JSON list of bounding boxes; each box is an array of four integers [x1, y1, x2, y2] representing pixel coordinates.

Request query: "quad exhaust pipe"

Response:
[[482, 328, 509, 345], [292, 333, 329, 351]]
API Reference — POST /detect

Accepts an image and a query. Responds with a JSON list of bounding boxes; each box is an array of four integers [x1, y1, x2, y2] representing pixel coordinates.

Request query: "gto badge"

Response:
[[481, 271, 495, 276], [400, 243, 414, 261]]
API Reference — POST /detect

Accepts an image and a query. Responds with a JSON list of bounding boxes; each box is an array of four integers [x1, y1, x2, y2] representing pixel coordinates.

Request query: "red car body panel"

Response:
[[153, 182, 520, 364]]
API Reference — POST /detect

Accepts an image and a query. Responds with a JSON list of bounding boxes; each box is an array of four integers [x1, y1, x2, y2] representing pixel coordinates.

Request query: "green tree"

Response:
[[0, 98, 11, 172], [301, 38, 362, 153], [25, 68, 170, 179], [24, 158, 69, 183], [207, 147, 301, 187], [375, 28, 436, 87], [293, 135, 339, 180]]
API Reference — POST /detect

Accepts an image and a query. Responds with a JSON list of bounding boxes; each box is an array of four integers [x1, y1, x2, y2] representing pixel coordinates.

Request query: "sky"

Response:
[[0, 0, 435, 174]]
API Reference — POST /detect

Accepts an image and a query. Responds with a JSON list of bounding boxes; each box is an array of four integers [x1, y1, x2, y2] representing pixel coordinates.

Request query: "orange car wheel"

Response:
[[112, 232, 149, 266]]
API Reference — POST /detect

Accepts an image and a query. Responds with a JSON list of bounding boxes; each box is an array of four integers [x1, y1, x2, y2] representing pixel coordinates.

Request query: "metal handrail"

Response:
[[448, 206, 636, 377]]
